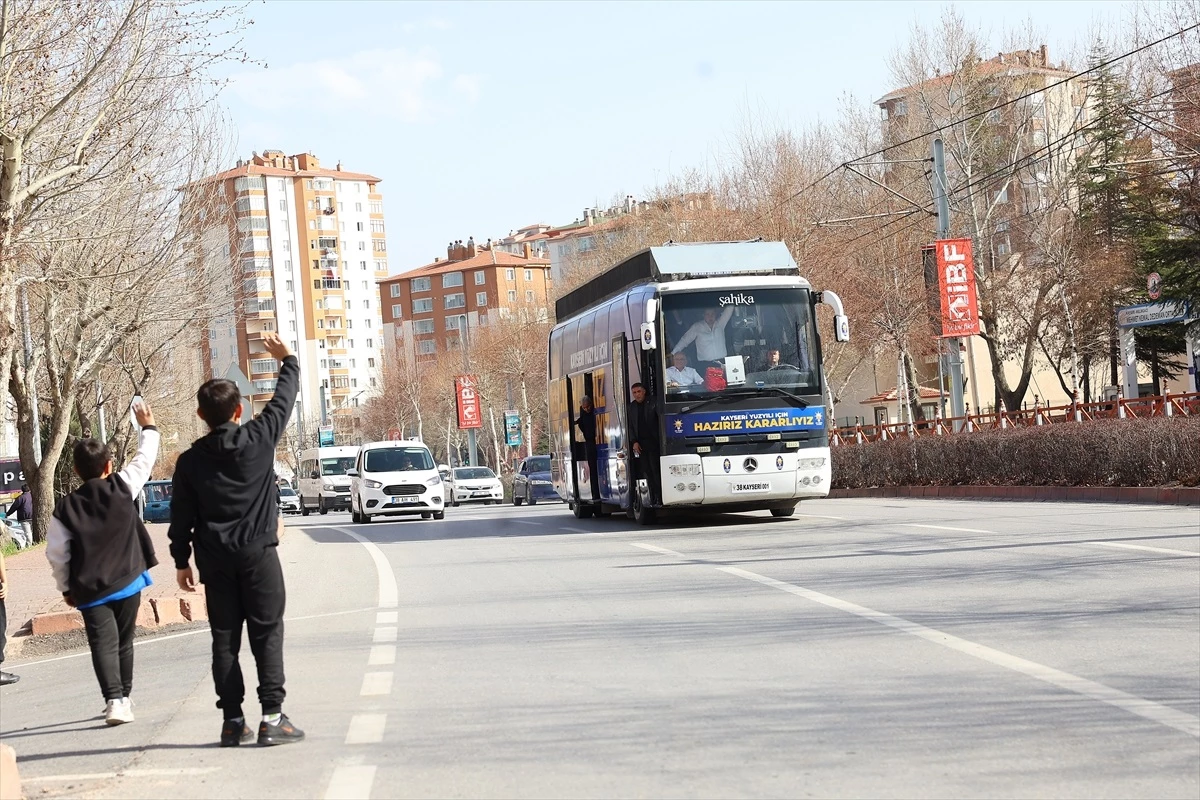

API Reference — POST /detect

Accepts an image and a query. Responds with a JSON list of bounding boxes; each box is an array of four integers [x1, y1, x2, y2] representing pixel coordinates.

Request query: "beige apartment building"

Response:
[[194, 150, 388, 435], [380, 239, 551, 362]]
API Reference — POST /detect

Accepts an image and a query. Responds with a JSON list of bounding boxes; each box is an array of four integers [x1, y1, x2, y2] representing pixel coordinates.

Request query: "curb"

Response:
[[25, 589, 207, 639], [827, 485, 1200, 505]]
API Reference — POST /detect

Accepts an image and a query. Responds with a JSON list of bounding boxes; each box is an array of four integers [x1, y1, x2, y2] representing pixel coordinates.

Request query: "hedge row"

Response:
[[830, 417, 1200, 488]]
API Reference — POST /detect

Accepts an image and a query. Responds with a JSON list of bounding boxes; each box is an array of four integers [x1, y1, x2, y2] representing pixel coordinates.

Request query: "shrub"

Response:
[[831, 417, 1200, 488]]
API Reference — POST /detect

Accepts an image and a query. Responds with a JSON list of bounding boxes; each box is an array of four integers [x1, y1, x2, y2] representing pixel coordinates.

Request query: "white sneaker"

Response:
[[105, 698, 134, 725]]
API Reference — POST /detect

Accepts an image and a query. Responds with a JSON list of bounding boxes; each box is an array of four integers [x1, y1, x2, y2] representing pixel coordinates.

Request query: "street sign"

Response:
[[386, 427, 403, 441], [1147, 272, 1162, 300], [935, 238, 980, 337], [503, 410, 521, 447], [1116, 301, 1189, 328], [455, 375, 482, 430], [318, 426, 334, 446]]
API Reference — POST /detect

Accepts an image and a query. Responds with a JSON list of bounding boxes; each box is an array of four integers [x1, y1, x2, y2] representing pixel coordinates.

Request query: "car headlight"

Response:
[[322, 483, 335, 491], [364, 479, 382, 489], [425, 476, 441, 487]]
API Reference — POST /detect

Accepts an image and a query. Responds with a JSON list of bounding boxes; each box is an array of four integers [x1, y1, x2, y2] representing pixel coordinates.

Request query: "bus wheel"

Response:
[[572, 500, 593, 519], [633, 492, 656, 526], [771, 505, 796, 518]]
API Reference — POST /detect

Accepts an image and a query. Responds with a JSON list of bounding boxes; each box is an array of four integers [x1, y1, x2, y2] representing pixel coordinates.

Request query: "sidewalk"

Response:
[[2, 522, 207, 653]]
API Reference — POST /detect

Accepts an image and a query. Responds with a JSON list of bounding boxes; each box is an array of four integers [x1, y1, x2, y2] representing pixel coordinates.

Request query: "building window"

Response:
[[368, 357, 376, 367], [507, 290, 517, 303], [355, 202, 363, 212], [391, 304, 401, 317], [362, 281, 369, 290], [442, 272, 463, 288], [418, 340, 437, 355], [370, 201, 383, 213], [287, 300, 295, 311], [414, 319, 435, 334], [278, 198, 287, 211], [390, 284, 401, 298], [374, 259, 387, 272], [996, 183, 1009, 204], [506, 268, 515, 281], [234, 176, 265, 192], [525, 290, 534, 302], [250, 358, 278, 374], [366, 338, 373, 348], [476, 291, 488, 307], [370, 219, 385, 233], [892, 99, 908, 117], [473, 270, 485, 285], [370, 377, 377, 387], [412, 297, 433, 314], [356, 222, 364, 231], [363, 299, 371, 309], [288, 320, 295, 331], [372, 240, 386, 252], [285, 280, 293, 292], [524, 269, 532, 281], [444, 293, 465, 310], [411, 276, 431, 293]]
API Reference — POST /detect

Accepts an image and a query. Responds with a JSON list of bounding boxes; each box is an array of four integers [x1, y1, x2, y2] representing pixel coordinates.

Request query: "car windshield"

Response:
[[661, 288, 820, 399], [143, 484, 171, 503], [280, 487, 296, 497], [453, 467, 495, 480], [364, 447, 434, 473], [320, 457, 357, 476], [526, 457, 551, 473]]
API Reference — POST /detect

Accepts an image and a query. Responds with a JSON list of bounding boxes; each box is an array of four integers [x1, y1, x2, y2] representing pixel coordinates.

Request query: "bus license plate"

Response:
[[391, 496, 418, 504], [732, 481, 771, 494]]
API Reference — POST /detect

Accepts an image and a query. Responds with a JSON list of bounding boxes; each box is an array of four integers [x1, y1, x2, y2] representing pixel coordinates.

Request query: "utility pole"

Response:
[[97, 380, 107, 443], [460, 314, 478, 466], [20, 286, 42, 466], [932, 138, 967, 427]]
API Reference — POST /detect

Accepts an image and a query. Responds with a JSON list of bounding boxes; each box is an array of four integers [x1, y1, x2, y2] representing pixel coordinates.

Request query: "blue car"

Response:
[[512, 455, 558, 506], [141, 480, 172, 523]]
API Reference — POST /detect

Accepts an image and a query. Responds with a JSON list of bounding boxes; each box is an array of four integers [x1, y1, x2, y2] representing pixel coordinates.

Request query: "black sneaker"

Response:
[[258, 714, 305, 746], [220, 719, 254, 747]]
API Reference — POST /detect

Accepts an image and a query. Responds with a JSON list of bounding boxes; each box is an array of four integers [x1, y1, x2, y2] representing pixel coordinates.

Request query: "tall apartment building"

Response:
[[193, 150, 388, 434], [380, 238, 551, 362]]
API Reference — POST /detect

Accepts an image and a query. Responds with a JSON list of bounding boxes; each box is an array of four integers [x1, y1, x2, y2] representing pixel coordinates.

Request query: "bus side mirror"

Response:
[[817, 290, 850, 343], [639, 322, 657, 351]]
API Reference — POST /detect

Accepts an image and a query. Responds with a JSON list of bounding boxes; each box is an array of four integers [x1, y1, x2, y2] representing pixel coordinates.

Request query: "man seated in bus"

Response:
[[665, 352, 704, 391], [672, 306, 734, 363]]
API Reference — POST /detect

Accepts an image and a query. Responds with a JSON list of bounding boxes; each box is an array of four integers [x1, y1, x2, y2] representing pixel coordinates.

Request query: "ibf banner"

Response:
[[667, 407, 824, 438], [936, 238, 980, 337], [503, 410, 522, 446], [455, 375, 483, 430]]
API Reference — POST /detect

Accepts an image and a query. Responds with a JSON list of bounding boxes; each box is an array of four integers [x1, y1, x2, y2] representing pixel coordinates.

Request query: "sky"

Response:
[[219, 0, 1133, 274]]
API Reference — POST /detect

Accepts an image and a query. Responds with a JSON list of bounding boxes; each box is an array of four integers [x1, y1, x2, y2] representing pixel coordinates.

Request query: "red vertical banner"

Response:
[[935, 238, 980, 337], [455, 374, 482, 429]]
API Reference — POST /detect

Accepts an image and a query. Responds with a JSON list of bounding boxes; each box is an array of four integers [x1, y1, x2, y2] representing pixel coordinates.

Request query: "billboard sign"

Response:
[[503, 410, 522, 446], [455, 375, 482, 429], [1, 459, 25, 494], [318, 426, 335, 446], [935, 238, 980, 337]]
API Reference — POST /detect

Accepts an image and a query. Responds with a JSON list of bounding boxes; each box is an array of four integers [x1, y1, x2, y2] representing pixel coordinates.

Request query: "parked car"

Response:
[[349, 440, 445, 523], [512, 455, 558, 506], [278, 485, 301, 514], [447, 466, 503, 506], [141, 480, 173, 523]]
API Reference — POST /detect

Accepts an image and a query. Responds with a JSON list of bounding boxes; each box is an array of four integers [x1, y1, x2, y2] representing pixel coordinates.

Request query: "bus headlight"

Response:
[[797, 458, 827, 470]]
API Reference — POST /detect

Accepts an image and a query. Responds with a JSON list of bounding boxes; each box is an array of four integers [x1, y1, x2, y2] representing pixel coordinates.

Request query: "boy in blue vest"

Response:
[[46, 401, 159, 725]]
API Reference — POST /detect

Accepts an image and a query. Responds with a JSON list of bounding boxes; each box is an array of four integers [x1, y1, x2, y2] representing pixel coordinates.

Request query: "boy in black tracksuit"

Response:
[[168, 334, 304, 747], [47, 402, 159, 724]]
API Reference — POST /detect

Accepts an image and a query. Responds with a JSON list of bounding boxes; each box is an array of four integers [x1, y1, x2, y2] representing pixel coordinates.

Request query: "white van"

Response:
[[349, 440, 445, 523], [297, 446, 361, 515]]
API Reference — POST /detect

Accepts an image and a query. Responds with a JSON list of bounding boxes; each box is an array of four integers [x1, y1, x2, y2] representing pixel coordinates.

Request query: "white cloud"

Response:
[[230, 48, 475, 122]]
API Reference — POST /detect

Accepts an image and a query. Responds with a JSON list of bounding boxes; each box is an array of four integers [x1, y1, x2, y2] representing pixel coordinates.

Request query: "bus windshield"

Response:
[[662, 288, 819, 399], [320, 457, 357, 476]]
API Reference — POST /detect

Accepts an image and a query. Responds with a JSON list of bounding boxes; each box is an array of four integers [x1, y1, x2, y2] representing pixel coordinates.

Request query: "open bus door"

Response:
[[569, 372, 599, 515], [609, 334, 630, 512]]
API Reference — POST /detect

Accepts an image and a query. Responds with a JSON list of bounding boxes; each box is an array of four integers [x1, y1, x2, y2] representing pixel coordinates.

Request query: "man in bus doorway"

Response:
[[629, 383, 661, 505], [573, 396, 600, 501]]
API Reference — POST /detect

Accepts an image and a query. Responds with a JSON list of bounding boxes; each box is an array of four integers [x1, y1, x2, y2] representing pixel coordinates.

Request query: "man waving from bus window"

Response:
[[672, 306, 733, 363]]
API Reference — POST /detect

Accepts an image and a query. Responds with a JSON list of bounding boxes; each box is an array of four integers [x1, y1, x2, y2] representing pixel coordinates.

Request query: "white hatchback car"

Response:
[[447, 466, 504, 506], [349, 441, 445, 523]]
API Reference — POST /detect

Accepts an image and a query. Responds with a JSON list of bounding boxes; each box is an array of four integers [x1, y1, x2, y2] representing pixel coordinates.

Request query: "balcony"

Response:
[[314, 278, 343, 290]]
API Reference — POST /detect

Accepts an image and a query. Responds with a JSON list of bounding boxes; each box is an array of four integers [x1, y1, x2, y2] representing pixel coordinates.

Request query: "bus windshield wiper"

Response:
[[680, 385, 810, 414]]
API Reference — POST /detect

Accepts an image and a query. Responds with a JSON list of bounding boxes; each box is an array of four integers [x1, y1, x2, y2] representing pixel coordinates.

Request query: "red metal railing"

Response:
[[830, 391, 1200, 446]]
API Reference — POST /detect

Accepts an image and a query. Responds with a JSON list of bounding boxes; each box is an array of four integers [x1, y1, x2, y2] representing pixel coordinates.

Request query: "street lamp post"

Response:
[[459, 313, 478, 466]]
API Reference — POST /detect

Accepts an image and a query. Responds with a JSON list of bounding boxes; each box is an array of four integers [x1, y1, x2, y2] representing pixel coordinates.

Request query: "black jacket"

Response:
[[7, 491, 32, 521], [629, 399, 660, 453], [53, 476, 158, 607], [169, 356, 299, 572], [574, 408, 597, 458]]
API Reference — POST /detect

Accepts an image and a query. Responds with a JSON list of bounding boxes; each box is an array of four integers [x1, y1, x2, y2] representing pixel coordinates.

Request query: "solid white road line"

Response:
[[331, 527, 399, 609], [904, 523, 995, 533], [375, 611, 398, 624], [24, 768, 219, 783], [372, 627, 397, 644], [1083, 541, 1200, 558], [368, 645, 396, 666], [360, 672, 394, 697], [632, 542, 687, 559], [324, 765, 378, 800], [715, 564, 1200, 739], [345, 713, 388, 745], [795, 513, 847, 521]]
